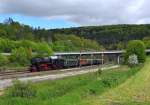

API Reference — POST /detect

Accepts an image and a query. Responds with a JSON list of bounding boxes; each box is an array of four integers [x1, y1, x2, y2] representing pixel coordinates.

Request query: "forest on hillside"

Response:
[[0, 18, 102, 52], [1, 18, 150, 50], [50, 24, 150, 49], [0, 18, 102, 66]]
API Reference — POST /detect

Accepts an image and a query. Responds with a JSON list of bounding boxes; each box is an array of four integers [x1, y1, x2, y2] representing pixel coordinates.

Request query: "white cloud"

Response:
[[0, 0, 150, 25]]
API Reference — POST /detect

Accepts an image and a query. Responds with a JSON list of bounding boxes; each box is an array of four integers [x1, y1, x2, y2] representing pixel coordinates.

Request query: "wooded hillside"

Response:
[[50, 24, 150, 49], [1, 18, 150, 50]]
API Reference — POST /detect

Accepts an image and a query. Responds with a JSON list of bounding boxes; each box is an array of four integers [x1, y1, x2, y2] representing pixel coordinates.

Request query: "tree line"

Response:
[[1, 18, 150, 50], [50, 24, 150, 50]]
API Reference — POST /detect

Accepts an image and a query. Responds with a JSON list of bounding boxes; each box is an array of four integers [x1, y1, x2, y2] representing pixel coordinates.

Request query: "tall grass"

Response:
[[7, 80, 37, 98], [92, 58, 150, 105]]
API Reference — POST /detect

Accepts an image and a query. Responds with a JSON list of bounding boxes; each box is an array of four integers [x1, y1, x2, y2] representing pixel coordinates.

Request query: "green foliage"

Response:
[[82, 38, 102, 51], [36, 42, 53, 57], [0, 54, 9, 66], [50, 25, 150, 50], [125, 40, 146, 63], [10, 47, 31, 66], [0, 38, 53, 67], [94, 58, 150, 105], [18, 40, 38, 51], [0, 38, 15, 52], [1, 18, 34, 40], [97, 68, 102, 76], [52, 34, 103, 51], [8, 80, 37, 98], [143, 36, 150, 49], [52, 40, 74, 51], [1, 18, 150, 50], [116, 42, 125, 50]]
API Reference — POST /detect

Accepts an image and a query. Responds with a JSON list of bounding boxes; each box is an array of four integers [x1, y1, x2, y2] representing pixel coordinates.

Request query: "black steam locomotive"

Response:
[[30, 55, 101, 72]]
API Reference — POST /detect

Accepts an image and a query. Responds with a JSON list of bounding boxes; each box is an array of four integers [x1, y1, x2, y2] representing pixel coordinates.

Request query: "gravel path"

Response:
[[0, 65, 120, 90]]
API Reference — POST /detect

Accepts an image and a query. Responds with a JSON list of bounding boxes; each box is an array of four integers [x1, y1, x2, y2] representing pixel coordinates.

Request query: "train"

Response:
[[29, 49, 150, 72], [30, 55, 101, 72]]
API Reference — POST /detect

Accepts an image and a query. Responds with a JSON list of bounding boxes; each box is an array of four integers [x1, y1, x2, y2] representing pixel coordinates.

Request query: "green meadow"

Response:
[[81, 58, 150, 105]]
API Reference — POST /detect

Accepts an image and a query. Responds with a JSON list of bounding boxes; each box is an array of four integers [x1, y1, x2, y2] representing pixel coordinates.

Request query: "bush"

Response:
[[97, 68, 102, 76], [88, 88, 97, 95], [0, 54, 9, 66], [10, 47, 30, 66], [8, 80, 37, 98], [102, 78, 118, 88], [125, 40, 146, 63], [128, 54, 138, 67]]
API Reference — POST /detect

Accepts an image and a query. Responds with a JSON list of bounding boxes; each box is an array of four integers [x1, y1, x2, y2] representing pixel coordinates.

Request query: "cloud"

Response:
[[0, 0, 150, 25]]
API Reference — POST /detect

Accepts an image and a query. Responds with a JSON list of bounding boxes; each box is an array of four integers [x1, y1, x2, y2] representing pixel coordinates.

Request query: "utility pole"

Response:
[[101, 53, 104, 67], [79, 51, 82, 67], [91, 54, 93, 66], [117, 55, 120, 64]]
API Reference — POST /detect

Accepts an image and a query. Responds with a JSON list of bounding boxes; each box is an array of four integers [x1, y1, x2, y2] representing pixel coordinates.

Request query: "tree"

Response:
[[0, 38, 15, 52], [52, 34, 103, 51], [0, 54, 9, 66], [4, 17, 14, 25], [18, 40, 38, 52], [36, 42, 53, 57], [10, 47, 30, 66], [125, 40, 146, 63], [143, 36, 150, 49]]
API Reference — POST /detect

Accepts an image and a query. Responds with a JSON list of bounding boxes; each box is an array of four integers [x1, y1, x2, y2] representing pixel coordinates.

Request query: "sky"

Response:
[[0, 0, 150, 29]]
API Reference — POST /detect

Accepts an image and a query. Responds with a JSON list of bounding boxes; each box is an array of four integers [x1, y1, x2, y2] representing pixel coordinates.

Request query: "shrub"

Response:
[[102, 78, 118, 88], [0, 54, 9, 66], [97, 68, 102, 76], [8, 80, 37, 98], [128, 54, 138, 67], [88, 88, 97, 95], [10, 47, 30, 66], [125, 40, 146, 63]]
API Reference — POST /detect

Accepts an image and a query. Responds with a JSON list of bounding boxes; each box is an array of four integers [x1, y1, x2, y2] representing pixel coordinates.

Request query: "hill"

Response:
[[0, 18, 103, 52], [1, 18, 150, 50], [50, 24, 150, 49]]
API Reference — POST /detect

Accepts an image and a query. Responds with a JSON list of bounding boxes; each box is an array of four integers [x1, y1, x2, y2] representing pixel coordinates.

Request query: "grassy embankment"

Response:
[[80, 58, 150, 105], [0, 65, 140, 105]]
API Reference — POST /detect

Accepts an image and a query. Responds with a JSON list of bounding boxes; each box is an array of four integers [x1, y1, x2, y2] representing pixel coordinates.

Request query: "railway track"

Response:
[[0, 70, 29, 76], [0, 65, 100, 80], [0, 65, 120, 89]]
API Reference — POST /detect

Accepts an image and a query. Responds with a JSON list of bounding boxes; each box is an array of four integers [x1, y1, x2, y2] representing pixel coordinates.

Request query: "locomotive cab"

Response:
[[30, 57, 51, 72]]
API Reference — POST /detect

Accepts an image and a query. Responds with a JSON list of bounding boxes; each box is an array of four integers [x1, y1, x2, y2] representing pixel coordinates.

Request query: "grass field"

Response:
[[0, 65, 140, 105], [81, 58, 150, 105]]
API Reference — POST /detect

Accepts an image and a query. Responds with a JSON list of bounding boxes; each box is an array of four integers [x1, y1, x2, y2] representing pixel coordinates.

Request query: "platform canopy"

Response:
[[54, 50, 124, 56]]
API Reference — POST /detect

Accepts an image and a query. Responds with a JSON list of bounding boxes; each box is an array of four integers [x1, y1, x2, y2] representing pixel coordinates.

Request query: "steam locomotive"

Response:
[[30, 55, 101, 72]]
